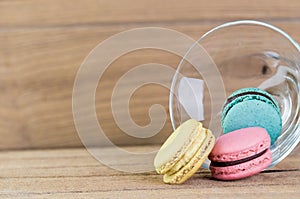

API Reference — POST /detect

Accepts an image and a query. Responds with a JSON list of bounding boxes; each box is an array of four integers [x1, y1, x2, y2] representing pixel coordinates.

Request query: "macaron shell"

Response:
[[163, 129, 215, 184], [222, 100, 281, 144], [154, 119, 201, 174], [222, 91, 281, 123], [210, 149, 272, 180], [209, 127, 271, 162], [226, 87, 280, 110]]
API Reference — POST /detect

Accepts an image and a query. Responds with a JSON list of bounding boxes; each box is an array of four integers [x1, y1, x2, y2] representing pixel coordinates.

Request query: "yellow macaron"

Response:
[[154, 119, 215, 184]]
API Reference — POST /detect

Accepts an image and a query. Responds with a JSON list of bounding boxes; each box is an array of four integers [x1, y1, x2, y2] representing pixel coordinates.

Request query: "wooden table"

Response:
[[1, 146, 299, 198], [0, 0, 299, 198]]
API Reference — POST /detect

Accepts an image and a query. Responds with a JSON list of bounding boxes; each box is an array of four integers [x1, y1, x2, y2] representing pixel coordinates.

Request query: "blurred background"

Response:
[[0, 0, 299, 154]]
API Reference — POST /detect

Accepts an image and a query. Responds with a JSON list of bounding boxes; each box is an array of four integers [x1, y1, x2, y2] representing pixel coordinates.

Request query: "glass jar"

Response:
[[169, 20, 300, 169]]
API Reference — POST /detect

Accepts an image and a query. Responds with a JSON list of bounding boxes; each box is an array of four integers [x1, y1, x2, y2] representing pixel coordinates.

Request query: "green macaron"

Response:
[[221, 87, 282, 144]]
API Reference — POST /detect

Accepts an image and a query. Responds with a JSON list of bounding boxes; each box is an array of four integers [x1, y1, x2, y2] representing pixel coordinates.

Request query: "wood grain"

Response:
[[1, 0, 300, 28], [1, 21, 300, 149], [0, 23, 299, 149], [0, 146, 299, 198], [1, 1, 300, 149]]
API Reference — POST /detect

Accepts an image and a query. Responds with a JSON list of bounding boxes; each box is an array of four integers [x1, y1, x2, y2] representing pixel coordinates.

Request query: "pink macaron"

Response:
[[208, 127, 272, 180]]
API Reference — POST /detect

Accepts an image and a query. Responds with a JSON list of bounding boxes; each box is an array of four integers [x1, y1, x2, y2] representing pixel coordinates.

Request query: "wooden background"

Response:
[[0, 0, 300, 151]]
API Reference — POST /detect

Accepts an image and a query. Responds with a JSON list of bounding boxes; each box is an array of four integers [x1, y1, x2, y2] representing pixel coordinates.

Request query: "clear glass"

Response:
[[169, 20, 300, 169]]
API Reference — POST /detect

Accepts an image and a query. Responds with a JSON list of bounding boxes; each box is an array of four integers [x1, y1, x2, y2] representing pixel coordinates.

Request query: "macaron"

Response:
[[209, 127, 272, 180], [154, 119, 215, 184], [222, 87, 282, 144]]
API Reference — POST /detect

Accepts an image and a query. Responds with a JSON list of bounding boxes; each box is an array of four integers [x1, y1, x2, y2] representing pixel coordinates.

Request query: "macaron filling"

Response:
[[210, 149, 268, 167]]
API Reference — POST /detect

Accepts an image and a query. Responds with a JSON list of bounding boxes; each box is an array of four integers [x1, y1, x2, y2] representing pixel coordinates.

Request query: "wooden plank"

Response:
[[2, 177, 299, 196], [2, 190, 298, 199], [0, 146, 298, 176], [0, 23, 210, 150], [1, 0, 300, 28], [2, 190, 300, 199], [1, 21, 300, 149], [0, 147, 299, 198]]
